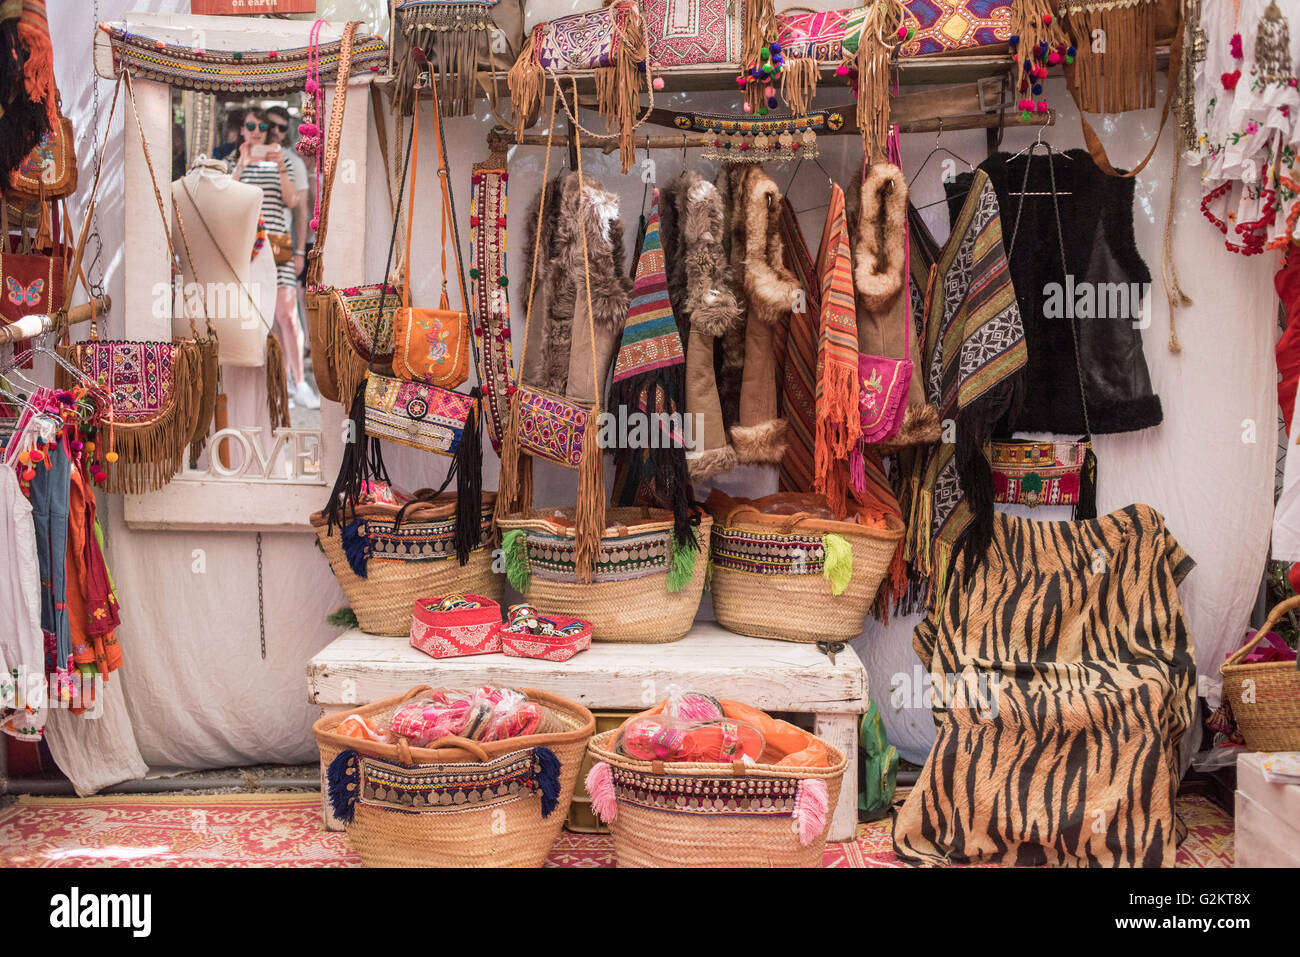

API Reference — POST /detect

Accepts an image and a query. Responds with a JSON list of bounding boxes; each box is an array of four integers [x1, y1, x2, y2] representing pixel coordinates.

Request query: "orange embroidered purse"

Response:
[[390, 89, 471, 389]]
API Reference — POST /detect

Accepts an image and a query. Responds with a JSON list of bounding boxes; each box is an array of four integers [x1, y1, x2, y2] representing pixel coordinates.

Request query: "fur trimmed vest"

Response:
[[947, 150, 1162, 435], [849, 164, 942, 451], [520, 171, 631, 405], [716, 165, 800, 465], [659, 169, 743, 481]]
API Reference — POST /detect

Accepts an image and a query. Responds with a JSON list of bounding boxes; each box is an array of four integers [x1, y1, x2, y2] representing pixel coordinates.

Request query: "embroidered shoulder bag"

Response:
[[56, 73, 214, 494], [989, 141, 1097, 518], [1, 199, 66, 369], [8, 93, 77, 201], [328, 63, 486, 565], [495, 85, 608, 582], [387, 90, 471, 390]]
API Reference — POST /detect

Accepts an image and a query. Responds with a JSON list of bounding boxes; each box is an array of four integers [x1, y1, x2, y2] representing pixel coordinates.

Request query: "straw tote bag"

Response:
[[388, 90, 471, 391]]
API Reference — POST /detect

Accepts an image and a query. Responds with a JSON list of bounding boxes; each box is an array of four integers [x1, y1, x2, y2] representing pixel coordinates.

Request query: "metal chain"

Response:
[[86, 0, 106, 298], [256, 532, 266, 660]]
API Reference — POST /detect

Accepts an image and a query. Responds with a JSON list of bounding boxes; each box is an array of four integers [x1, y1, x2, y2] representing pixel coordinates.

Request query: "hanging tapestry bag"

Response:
[[584, 699, 847, 867], [989, 438, 1097, 513], [8, 108, 77, 200], [392, 0, 526, 116], [316, 684, 594, 867], [705, 489, 904, 643]]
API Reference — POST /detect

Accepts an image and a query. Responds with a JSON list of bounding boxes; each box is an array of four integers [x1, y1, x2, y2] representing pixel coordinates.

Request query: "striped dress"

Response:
[[231, 158, 295, 287]]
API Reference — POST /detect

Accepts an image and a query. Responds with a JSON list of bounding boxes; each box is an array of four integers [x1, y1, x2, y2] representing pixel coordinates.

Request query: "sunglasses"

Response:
[[245, 121, 268, 132], [268, 121, 289, 133]]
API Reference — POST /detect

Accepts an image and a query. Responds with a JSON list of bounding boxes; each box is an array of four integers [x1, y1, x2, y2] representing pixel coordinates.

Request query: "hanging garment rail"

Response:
[[0, 297, 113, 346]]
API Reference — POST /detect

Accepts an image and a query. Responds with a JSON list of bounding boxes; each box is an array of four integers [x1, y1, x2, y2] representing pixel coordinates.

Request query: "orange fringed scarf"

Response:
[[813, 185, 861, 518], [16, 0, 57, 130]]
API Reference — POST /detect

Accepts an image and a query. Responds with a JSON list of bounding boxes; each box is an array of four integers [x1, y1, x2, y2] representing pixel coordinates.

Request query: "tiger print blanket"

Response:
[[894, 505, 1196, 867]]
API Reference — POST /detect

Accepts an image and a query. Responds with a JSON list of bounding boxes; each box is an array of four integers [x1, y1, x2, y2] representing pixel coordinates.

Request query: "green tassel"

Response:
[[326, 606, 359, 629], [666, 532, 697, 593], [822, 533, 853, 597], [503, 528, 531, 592]]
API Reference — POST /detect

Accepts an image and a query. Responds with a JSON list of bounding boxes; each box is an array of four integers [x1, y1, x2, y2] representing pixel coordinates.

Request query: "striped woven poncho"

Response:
[[908, 169, 1026, 612]]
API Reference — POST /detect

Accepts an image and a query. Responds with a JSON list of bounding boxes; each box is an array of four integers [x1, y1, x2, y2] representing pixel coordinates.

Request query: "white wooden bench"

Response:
[[308, 621, 868, 841]]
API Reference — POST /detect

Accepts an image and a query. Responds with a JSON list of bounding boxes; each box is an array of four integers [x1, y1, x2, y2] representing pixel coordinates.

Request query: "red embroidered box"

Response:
[[499, 616, 593, 663], [409, 595, 503, 659]]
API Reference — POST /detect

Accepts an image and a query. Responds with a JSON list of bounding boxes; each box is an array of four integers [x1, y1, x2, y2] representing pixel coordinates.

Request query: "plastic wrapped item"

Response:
[[617, 715, 765, 764], [664, 686, 724, 723], [387, 687, 542, 746]]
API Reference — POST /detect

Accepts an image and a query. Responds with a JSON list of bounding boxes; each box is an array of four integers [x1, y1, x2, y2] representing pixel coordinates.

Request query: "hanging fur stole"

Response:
[[659, 170, 741, 481], [609, 189, 693, 549], [393, 1, 494, 117], [850, 165, 941, 453], [1057, 0, 1158, 114]]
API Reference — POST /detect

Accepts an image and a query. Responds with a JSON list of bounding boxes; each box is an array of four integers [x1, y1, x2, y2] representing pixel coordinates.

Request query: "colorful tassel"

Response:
[[533, 746, 562, 818], [792, 777, 829, 845], [326, 750, 359, 825], [667, 530, 698, 593], [822, 532, 853, 596], [586, 761, 618, 823], [340, 520, 370, 579], [502, 528, 531, 592]]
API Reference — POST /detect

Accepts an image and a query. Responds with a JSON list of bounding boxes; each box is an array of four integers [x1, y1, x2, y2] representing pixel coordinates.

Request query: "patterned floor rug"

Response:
[[0, 792, 1234, 867]]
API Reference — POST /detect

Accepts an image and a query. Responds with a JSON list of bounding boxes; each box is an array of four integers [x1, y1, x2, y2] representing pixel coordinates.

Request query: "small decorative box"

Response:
[[409, 595, 503, 659], [499, 616, 593, 662]]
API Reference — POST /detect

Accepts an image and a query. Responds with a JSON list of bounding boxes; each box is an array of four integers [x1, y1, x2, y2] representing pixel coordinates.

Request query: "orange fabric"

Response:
[[615, 698, 833, 769]]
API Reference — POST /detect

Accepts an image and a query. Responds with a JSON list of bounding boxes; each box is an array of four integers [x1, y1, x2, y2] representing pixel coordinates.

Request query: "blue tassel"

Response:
[[340, 520, 370, 579], [533, 746, 562, 818], [327, 749, 360, 825]]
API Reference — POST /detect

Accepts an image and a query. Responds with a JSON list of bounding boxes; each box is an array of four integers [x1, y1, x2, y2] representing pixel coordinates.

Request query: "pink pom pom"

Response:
[[1048, 51, 1061, 65], [309, 218, 319, 230], [652, 76, 665, 90], [1036, 101, 1049, 113], [305, 78, 319, 94], [835, 63, 850, 76], [743, 101, 752, 113], [897, 25, 908, 40], [586, 761, 618, 823], [793, 778, 829, 846]]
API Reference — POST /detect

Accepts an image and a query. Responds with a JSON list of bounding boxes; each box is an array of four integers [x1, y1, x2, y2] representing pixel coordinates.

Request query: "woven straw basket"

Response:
[[707, 491, 904, 643], [311, 493, 502, 637], [496, 507, 711, 643], [1220, 595, 1300, 751], [585, 729, 846, 867], [314, 686, 594, 867]]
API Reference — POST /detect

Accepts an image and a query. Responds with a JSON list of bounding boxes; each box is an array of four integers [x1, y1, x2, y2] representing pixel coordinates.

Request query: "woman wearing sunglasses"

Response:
[[230, 106, 319, 409]]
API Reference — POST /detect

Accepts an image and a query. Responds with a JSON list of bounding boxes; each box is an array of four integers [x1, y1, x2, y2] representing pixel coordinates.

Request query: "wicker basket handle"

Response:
[[1221, 594, 1300, 672], [425, 735, 493, 763], [724, 503, 818, 532]]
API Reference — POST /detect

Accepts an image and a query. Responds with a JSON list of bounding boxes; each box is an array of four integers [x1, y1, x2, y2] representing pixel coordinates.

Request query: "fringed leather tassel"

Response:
[[189, 334, 221, 463], [854, 2, 904, 162], [533, 746, 562, 818], [324, 377, 390, 533], [326, 295, 370, 414], [507, 30, 543, 139], [452, 392, 484, 565], [1075, 444, 1098, 520], [264, 331, 293, 430], [574, 411, 607, 583], [742, 0, 777, 115], [781, 55, 820, 117], [501, 528, 531, 592], [494, 390, 532, 525], [1060, 0, 1157, 114], [394, 3, 491, 117], [594, 3, 648, 175], [326, 750, 359, 825]]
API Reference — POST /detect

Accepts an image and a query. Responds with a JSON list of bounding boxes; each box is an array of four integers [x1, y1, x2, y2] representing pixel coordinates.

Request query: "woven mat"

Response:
[[0, 792, 1234, 868]]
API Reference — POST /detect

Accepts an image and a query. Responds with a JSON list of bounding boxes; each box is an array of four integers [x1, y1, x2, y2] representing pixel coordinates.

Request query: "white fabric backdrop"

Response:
[[45, 0, 1276, 783]]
